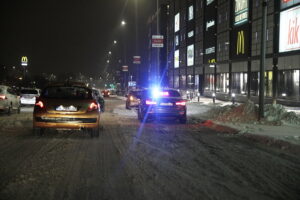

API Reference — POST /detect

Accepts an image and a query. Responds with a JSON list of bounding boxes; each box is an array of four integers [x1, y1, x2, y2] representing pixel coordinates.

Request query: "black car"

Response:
[[92, 89, 105, 112], [137, 88, 187, 123]]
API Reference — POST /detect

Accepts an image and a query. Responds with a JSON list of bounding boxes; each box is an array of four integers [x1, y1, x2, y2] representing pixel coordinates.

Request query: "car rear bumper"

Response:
[[21, 98, 35, 105], [33, 114, 100, 130], [145, 106, 186, 117]]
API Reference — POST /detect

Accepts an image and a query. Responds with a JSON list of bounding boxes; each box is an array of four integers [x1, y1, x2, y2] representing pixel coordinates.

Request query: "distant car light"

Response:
[[146, 100, 157, 105], [130, 96, 134, 101], [176, 101, 186, 106], [0, 95, 6, 100], [88, 101, 99, 111]]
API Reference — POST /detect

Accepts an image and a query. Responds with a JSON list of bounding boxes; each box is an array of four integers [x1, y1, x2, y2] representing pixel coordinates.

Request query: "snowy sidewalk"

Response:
[[187, 97, 300, 145]]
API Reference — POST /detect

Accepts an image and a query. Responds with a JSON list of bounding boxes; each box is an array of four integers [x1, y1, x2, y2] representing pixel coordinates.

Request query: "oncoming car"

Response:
[[125, 90, 142, 109], [137, 88, 187, 123], [33, 83, 101, 137]]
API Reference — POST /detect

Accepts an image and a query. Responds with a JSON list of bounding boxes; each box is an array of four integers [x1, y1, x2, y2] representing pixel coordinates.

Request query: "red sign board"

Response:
[[133, 56, 141, 64], [122, 65, 128, 72], [152, 35, 164, 48]]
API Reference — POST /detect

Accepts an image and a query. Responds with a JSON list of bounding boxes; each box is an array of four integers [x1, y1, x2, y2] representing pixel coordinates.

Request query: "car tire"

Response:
[[179, 116, 187, 124], [17, 105, 21, 114], [7, 106, 11, 116], [33, 128, 44, 136]]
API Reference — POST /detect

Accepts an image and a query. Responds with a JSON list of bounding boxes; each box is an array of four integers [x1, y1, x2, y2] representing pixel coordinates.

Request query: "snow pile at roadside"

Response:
[[207, 101, 258, 123], [205, 101, 300, 126], [264, 104, 300, 125]]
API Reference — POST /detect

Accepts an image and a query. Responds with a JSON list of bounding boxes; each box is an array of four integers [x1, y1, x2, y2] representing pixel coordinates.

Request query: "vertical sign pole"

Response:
[[259, 0, 268, 120]]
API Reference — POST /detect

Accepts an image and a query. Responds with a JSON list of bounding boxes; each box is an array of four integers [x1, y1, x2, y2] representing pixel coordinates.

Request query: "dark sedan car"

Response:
[[137, 88, 187, 123]]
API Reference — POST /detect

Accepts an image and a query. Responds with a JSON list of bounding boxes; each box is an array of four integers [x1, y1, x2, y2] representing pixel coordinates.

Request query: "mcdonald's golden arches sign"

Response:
[[237, 30, 245, 55], [230, 24, 249, 59], [21, 56, 28, 66]]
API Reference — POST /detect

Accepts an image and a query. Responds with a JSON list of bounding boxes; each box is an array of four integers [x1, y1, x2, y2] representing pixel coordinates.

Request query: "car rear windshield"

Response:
[[21, 89, 38, 94], [41, 86, 92, 99]]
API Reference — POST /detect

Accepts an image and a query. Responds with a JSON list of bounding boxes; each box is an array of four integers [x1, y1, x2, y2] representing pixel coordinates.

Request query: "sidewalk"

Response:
[[187, 96, 300, 146]]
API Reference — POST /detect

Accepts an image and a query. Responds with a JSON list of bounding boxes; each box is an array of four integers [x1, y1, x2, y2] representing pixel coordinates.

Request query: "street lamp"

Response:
[[121, 20, 126, 26], [107, 60, 110, 64], [108, 51, 112, 55], [114, 40, 117, 44]]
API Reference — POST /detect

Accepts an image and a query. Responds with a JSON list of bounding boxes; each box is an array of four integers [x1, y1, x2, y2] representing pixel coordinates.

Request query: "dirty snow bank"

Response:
[[205, 101, 300, 126]]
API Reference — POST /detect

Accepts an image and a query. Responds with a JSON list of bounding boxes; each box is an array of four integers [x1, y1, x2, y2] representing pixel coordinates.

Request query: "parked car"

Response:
[[101, 89, 110, 97], [33, 82, 101, 137], [137, 88, 187, 123], [0, 85, 21, 114], [20, 88, 40, 106], [92, 89, 105, 112], [126, 89, 142, 109]]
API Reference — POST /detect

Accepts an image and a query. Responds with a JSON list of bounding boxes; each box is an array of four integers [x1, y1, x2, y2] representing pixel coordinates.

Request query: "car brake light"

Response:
[[146, 100, 157, 105], [35, 101, 44, 108], [0, 95, 6, 100], [176, 101, 186, 106], [88, 101, 99, 111]]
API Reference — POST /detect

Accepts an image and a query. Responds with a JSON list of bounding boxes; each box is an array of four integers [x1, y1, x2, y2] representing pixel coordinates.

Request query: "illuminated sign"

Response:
[[237, 30, 245, 55], [175, 35, 179, 46], [187, 45, 194, 66], [205, 47, 215, 54], [21, 56, 28, 66], [206, 20, 215, 31], [174, 13, 180, 32], [152, 35, 164, 48], [234, 0, 248, 26], [188, 5, 194, 21], [279, 5, 300, 52], [122, 65, 128, 72], [188, 31, 194, 38], [206, 0, 215, 6], [281, 0, 300, 10], [174, 50, 179, 68], [133, 56, 141, 64]]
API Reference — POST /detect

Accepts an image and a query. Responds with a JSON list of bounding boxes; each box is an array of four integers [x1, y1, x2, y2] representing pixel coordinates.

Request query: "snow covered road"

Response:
[[0, 97, 299, 200]]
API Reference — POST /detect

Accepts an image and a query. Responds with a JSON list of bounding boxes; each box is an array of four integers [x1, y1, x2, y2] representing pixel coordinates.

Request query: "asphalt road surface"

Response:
[[0, 97, 299, 200]]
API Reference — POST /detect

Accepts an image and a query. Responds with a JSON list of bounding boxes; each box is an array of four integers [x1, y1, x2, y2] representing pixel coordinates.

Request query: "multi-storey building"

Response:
[[159, 0, 300, 105]]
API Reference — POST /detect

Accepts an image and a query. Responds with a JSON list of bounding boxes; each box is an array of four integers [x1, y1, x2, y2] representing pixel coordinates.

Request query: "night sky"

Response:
[[0, 0, 154, 76]]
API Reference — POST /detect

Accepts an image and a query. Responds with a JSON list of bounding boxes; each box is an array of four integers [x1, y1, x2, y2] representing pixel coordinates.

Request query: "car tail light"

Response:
[[0, 95, 7, 100], [175, 101, 186, 106], [35, 101, 44, 108], [146, 100, 157, 105], [88, 101, 99, 111]]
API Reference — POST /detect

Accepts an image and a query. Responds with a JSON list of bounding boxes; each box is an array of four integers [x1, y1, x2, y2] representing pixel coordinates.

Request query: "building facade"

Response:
[[163, 0, 300, 105]]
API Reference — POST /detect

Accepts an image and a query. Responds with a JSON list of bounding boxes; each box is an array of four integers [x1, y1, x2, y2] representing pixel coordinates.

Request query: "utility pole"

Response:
[[259, 0, 268, 120]]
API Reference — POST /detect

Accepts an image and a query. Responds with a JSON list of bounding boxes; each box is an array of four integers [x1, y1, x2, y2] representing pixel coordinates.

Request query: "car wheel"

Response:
[[17, 105, 21, 114], [7, 106, 11, 115], [33, 128, 44, 136], [179, 116, 187, 124]]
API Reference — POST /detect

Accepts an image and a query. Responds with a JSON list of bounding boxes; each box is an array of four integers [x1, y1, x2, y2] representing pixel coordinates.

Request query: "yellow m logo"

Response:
[[237, 31, 245, 55], [21, 56, 28, 62]]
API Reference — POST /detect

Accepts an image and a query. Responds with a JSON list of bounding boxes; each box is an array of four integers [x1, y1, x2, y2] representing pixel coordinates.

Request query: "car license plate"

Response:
[[160, 102, 173, 106], [56, 105, 77, 111]]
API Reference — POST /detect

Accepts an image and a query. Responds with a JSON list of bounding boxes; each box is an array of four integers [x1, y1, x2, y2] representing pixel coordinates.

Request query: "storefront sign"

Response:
[[281, 0, 300, 10], [122, 65, 128, 72], [133, 56, 141, 64], [279, 5, 300, 52], [21, 56, 28, 66], [206, 20, 215, 31], [234, 0, 249, 26], [231, 23, 249, 59]]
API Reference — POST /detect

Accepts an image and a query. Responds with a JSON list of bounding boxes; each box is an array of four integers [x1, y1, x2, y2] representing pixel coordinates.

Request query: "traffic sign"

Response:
[[152, 35, 164, 48], [133, 56, 141, 64]]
